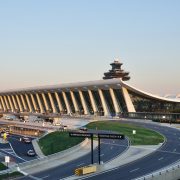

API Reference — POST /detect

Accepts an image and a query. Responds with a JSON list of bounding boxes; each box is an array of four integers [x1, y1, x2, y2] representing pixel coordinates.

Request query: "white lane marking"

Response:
[[130, 168, 139, 173], [111, 146, 113, 150], [28, 175, 42, 180], [158, 157, 164, 161], [100, 154, 104, 157], [9, 142, 19, 156], [77, 163, 85, 167], [173, 149, 176, 152], [42, 175, 50, 179], [2, 148, 13, 152], [0, 152, 6, 156], [0, 149, 27, 162]]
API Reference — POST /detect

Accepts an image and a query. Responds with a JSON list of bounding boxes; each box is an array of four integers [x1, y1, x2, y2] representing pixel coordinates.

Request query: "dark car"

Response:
[[21, 137, 31, 143], [79, 127, 88, 131], [27, 150, 36, 157]]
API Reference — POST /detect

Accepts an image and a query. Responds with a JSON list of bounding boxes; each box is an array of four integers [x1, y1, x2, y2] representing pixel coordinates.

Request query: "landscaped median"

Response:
[[86, 121, 164, 145], [0, 163, 23, 180], [38, 121, 164, 156], [0, 163, 6, 171], [0, 171, 23, 180], [38, 131, 85, 155]]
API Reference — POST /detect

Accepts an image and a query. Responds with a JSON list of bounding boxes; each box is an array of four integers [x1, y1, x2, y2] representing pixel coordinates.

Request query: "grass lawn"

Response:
[[0, 171, 23, 179], [0, 163, 7, 171], [86, 121, 164, 145], [38, 131, 84, 156]]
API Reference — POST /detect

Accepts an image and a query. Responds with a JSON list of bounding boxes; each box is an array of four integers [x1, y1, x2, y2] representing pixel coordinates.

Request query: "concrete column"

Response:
[[42, 93, 50, 111], [12, 95, 18, 111], [62, 91, 71, 114], [16, 95, 23, 112], [7, 95, 14, 112], [4, 96, 10, 110], [109, 88, 121, 114], [0, 96, 6, 111], [30, 94, 38, 112], [20, 95, 27, 111], [0, 97, 3, 110], [36, 93, 45, 113], [70, 91, 79, 113], [48, 92, 57, 113], [98, 89, 110, 116], [55, 92, 63, 112], [88, 90, 98, 114], [122, 87, 136, 112], [79, 91, 89, 115], [25, 94, 33, 112]]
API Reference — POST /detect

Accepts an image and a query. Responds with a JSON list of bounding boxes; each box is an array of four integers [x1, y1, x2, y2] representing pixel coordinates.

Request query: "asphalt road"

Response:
[[19, 133, 129, 180], [81, 121, 180, 180], [0, 134, 37, 164]]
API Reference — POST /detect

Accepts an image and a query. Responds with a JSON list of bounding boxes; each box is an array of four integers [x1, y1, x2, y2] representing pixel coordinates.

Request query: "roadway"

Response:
[[0, 134, 37, 164], [19, 135, 129, 180], [80, 121, 180, 180], [18, 120, 180, 180]]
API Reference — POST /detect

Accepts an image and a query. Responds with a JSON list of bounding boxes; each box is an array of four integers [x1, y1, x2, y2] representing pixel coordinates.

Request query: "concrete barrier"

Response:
[[135, 161, 180, 180]]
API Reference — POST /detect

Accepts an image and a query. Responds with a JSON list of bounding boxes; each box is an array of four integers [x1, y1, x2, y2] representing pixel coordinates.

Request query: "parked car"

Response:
[[59, 125, 68, 131], [79, 127, 88, 131], [27, 150, 36, 157], [21, 137, 31, 143]]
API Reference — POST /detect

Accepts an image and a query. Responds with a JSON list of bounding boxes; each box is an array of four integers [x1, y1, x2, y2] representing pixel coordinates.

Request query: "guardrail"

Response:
[[135, 161, 180, 180]]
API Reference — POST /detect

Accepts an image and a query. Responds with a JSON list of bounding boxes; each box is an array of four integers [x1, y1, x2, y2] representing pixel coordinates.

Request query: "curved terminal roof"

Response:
[[0, 79, 179, 103]]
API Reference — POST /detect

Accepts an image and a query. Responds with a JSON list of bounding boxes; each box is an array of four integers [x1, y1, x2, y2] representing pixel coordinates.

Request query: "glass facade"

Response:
[[38, 94, 46, 112], [113, 89, 127, 112], [74, 91, 84, 114], [9, 96, 15, 110], [82, 91, 94, 115], [5, 96, 10, 110], [91, 90, 104, 116], [22, 94, 29, 111], [65, 92, 75, 113], [0, 81, 179, 120], [128, 90, 180, 113], [14, 96, 20, 111], [44, 93, 52, 112], [57, 92, 67, 114], [26, 94, 35, 112], [51, 93, 60, 113], [102, 90, 115, 116], [32, 94, 40, 112]]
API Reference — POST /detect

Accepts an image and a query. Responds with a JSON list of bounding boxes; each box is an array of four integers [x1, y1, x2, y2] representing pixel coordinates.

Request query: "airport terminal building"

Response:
[[0, 61, 179, 120]]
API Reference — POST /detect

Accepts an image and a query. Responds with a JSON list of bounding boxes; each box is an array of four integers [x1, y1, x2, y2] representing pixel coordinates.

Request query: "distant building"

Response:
[[0, 60, 179, 119]]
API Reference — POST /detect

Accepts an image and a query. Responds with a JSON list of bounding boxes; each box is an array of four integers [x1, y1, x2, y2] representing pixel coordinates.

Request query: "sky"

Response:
[[0, 0, 180, 95]]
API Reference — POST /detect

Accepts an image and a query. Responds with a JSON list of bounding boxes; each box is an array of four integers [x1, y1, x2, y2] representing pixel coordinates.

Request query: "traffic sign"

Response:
[[69, 132, 92, 138], [5, 156, 10, 163], [98, 133, 124, 139]]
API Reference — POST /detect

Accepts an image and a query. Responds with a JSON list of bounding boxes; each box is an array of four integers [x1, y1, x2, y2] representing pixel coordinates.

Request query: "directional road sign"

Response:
[[98, 133, 124, 139]]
